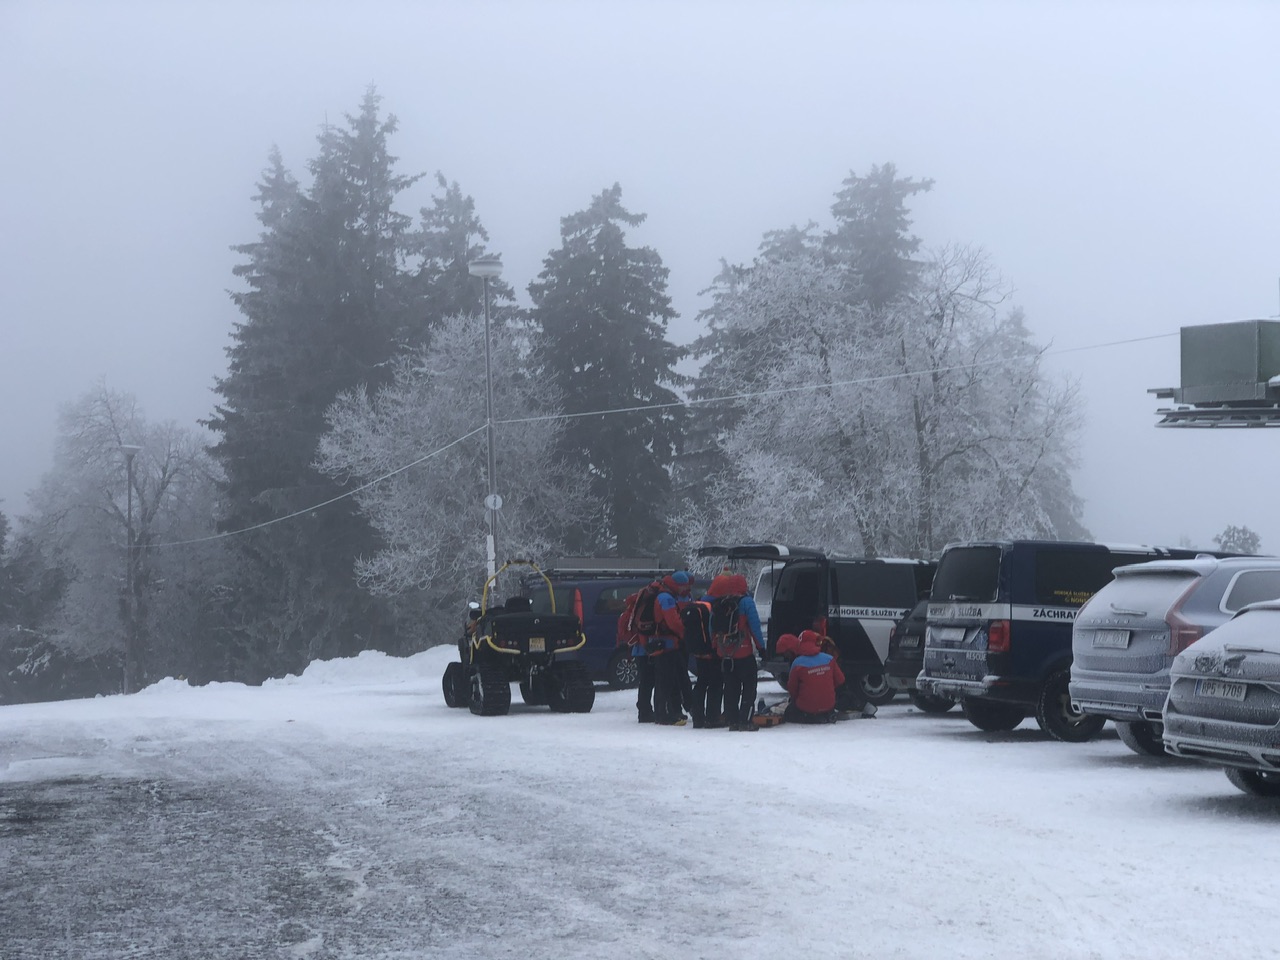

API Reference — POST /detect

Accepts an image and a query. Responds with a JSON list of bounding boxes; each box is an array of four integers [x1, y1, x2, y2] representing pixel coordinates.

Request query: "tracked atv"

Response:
[[441, 559, 596, 716]]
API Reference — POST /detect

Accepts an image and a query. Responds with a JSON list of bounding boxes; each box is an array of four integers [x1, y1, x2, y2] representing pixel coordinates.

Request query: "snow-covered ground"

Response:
[[3, 646, 1277, 960]]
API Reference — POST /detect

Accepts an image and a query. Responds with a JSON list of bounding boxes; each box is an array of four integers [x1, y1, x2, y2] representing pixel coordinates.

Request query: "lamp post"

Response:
[[119, 443, 142, 693], [468, 255, 504, 577]]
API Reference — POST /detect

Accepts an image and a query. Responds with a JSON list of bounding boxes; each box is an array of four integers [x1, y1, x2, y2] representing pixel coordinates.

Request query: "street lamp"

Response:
[[468, 255, 503, 578], [119, 443, 142, 693]]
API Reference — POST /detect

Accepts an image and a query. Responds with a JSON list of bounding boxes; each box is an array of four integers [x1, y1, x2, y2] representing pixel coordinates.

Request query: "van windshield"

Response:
[[932, 547, 1001, 602]]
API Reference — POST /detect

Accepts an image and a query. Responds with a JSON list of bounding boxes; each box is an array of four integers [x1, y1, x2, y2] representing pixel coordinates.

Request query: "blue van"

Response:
[[521, 559, 666, 689], [916, 540, 1211, 741]]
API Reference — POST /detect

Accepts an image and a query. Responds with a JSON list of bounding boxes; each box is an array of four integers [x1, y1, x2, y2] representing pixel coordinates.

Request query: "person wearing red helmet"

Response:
[[703, 570, 766, 732], [783, 629, 847, 724]]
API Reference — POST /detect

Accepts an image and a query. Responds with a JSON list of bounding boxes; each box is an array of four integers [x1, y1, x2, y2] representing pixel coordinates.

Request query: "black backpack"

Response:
[[710, 594, 745, 653], [680, 601, 713, 656]]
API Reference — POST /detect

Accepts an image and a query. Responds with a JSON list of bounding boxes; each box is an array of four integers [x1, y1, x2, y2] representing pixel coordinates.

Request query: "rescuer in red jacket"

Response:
[[653, 571, 694, 725], [781, 630, 847, 724], [704, 571, 766, 732]]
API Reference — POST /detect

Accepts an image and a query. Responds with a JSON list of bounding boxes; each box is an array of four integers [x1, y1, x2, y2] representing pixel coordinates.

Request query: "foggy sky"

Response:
[[3, 0, 1279, 551]]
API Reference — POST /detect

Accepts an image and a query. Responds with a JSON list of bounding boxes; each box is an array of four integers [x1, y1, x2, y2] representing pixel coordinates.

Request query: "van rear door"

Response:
[[924, 545, 1006, 685], [768, 558, 829, 652], [832, 560, 921, 664]]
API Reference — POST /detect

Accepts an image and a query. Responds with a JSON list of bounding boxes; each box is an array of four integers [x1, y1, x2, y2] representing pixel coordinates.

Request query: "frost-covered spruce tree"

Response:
[[407, 173, 516, 332], [317, 315, 601, 645], [207, 90, 429, 679], [528, 184, 686, 556], [825, 162, 934, 314]]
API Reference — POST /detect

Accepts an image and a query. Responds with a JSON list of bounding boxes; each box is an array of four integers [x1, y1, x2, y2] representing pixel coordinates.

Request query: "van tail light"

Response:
[[1166, 579, 1204, 654], [814, 617, 829, 637], [573, 588, 584, 625], [987, 619, 1011, 653]]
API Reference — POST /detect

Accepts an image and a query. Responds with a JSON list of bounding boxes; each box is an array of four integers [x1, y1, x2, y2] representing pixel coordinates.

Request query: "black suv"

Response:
[[884, 599, 956, 713], [520, 559, 668, 688], [698, 544, 935, 704]]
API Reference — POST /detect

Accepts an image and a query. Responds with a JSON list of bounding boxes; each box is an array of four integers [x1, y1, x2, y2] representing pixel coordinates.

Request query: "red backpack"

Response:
[[617, 581, 662, 646]]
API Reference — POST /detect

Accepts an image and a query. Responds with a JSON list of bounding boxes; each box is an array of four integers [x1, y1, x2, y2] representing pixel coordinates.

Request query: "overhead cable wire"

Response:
[[153, 329, 1176, 546], [152, 425, 487, 548], [496, 330, 1179, 426]]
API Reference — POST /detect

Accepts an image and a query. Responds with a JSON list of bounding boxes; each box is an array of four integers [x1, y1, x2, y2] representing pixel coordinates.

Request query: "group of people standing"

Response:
[[621, 569, 767, 730], [618, 569, 862, 729]]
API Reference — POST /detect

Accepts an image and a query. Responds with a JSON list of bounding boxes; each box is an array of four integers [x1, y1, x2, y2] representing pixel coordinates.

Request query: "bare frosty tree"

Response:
[[21, 385, 224, 690], [317, 314, 602, 640], [1214, 525, 1262, 555], [683, 245, 1084, 558]]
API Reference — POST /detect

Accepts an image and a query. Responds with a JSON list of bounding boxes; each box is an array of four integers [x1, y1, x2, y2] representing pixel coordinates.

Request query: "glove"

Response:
[[645, 638, 665, 654]]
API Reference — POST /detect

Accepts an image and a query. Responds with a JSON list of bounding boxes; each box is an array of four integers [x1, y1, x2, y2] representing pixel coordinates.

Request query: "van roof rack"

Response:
[[543, 557, 665, 576]]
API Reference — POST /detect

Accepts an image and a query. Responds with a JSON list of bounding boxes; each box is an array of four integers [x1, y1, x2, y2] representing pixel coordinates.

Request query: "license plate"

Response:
[[930, 626, 965, 643], [529, 637, 545, 652], [899, 636, 921, 648], [1196, 678, 1247, 701], [1092, 629, 1131, 649]]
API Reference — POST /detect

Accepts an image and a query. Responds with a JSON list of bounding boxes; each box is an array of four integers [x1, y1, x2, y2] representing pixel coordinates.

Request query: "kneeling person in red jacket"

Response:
[[780, 630, 846, 724]]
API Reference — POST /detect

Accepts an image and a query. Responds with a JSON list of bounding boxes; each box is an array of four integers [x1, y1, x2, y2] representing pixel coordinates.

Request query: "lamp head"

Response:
[[467, 255, 503, 280]]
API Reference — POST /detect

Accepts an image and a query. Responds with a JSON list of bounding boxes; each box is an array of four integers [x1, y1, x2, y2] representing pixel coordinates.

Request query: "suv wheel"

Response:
[[859, 672, 897, 705], [606, 648, 639, 689], [1225, 767, 1280, 797], [469, 666, 511, 716], [1035, 669, 1106, 743], [442, 661, 468, 708], [961, 697, 1026, 732], [908, 690, 957, 714], [1115, 720, 1169, 758]]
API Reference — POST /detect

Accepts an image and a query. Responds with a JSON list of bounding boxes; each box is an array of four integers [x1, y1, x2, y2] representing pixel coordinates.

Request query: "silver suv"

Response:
[[1163, 600, 1280, 796], [1070, 555, 1280, 757]]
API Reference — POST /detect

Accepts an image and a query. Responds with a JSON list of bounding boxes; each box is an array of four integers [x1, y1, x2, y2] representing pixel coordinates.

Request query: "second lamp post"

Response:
[[468, 255, 503, 578]]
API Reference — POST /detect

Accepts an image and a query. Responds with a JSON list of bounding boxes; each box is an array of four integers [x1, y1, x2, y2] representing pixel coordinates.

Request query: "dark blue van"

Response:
[[916, 540, 1211, 741], [521, 559, 666, 689]]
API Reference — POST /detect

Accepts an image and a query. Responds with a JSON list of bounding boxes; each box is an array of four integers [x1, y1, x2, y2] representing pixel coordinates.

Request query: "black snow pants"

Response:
[[635, 653, 656, 722], [691, 656, 725, 726], [721, 656, 759, 727]]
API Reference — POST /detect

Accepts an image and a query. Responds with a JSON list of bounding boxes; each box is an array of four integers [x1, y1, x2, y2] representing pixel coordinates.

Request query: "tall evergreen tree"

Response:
[[408, 173, 515, 327], [206, 90, 425, 679], [528, 184, 686, 555], [825, 162, 933, 311]]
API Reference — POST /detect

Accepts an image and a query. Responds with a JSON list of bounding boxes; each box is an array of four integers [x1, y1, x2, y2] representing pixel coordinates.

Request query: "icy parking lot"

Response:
[[3, 646, 1277, 960]]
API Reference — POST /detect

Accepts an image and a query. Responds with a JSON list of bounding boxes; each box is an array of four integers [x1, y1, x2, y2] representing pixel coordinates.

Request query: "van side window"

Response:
[[593, 586, 631, 615], [835, 563, 916, 607], [1223, 570, 1280, 611], [1033, 550, 1148, 607], [778, 568, 823, 610]]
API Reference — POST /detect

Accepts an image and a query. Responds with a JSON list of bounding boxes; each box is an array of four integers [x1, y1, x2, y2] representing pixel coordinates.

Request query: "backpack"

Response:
[[616, 592, 642, 648], [622, 581, 663, 639], [680, 601, 713, 657], [710, 594, 745, 654]]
